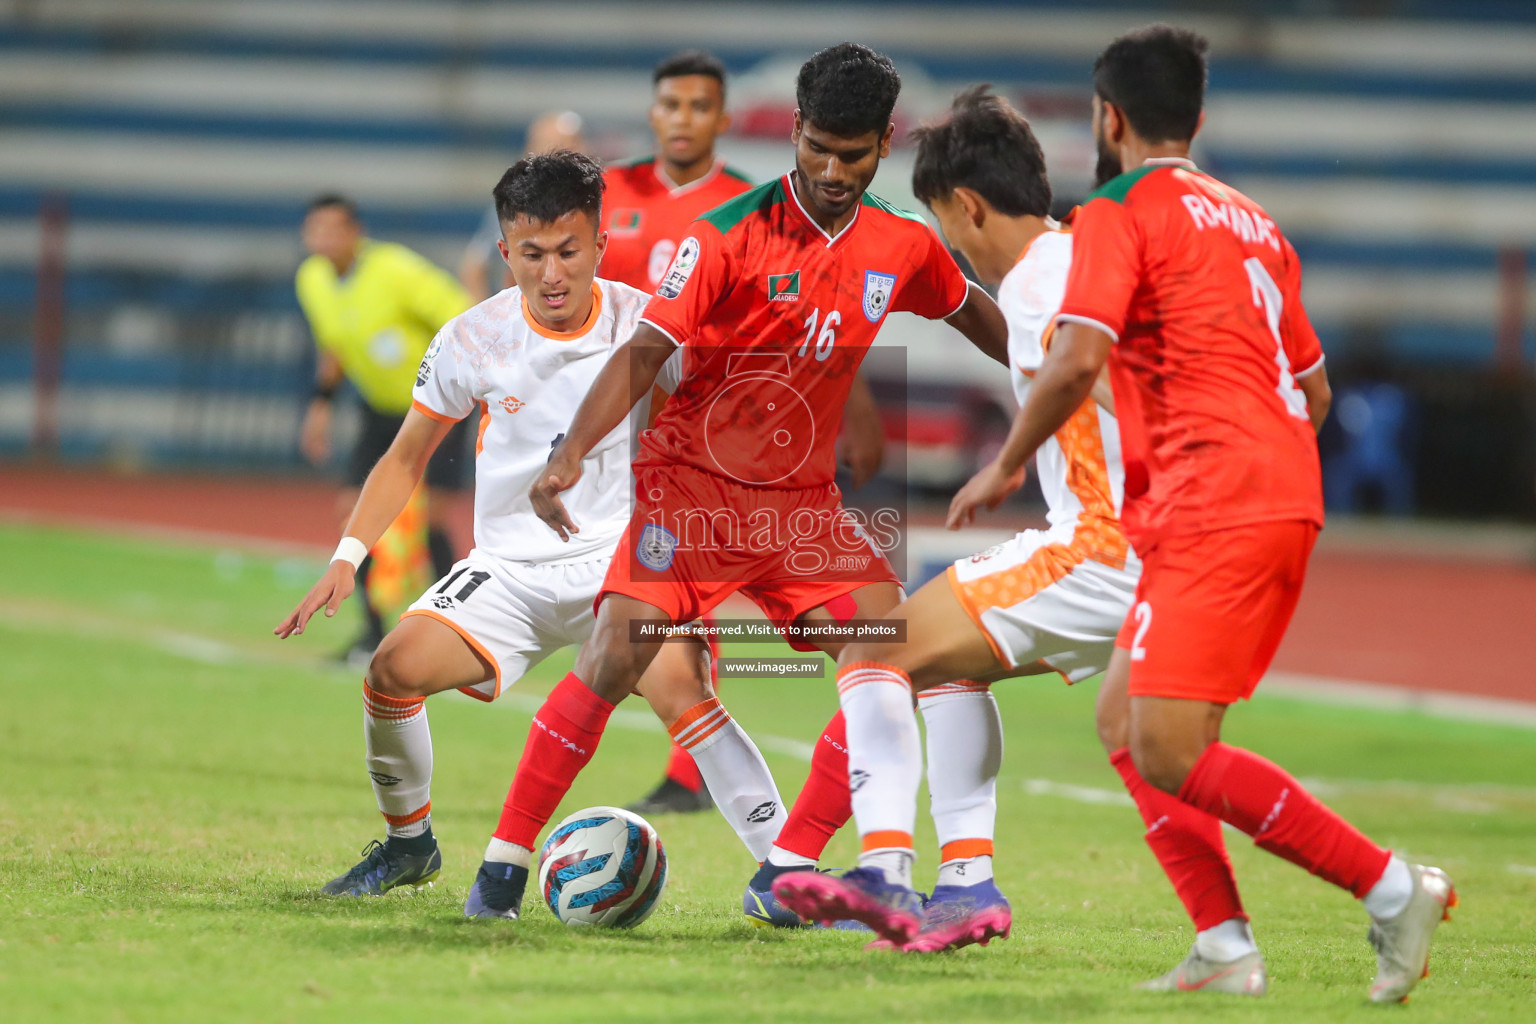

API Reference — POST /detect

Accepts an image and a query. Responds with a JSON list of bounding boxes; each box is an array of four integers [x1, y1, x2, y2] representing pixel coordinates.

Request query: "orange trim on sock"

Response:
[[861, 829, 914, 853], [383, 802, 431, 826], [918, 679, 992, 699], [362, 681, 425, 710], [940, 839, 994, 862], [667, 697, 723, 740], [835, 660, 911, 696]]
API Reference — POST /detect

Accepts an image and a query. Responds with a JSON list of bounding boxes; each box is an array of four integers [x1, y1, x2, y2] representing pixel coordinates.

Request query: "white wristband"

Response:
[[331, 536, 369, 570]]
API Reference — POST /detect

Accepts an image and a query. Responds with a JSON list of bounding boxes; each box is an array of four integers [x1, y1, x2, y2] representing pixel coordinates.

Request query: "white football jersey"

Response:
[[1000, 229, 1138, 570], [413, 278, 660, 564]]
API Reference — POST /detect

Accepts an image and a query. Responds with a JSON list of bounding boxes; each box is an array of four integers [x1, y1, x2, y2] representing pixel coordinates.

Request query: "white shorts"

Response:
[[947, 528, 1139, 683], [401, 552, 607, 702]]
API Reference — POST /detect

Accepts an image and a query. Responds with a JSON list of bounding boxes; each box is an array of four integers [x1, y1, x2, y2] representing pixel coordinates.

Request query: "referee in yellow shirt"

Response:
[[296, 194, 473, 661]]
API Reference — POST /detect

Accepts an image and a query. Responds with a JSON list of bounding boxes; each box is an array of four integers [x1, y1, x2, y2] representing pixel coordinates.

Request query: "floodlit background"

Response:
[[5, 0, 1536, 519], [3, 5, 1535, 1020]]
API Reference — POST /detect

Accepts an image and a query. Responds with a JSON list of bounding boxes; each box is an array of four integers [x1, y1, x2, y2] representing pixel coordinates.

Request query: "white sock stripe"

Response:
[[919, 682, 992, 699], [365, 701, 424, 720], [673, 705, 731, 748], [836, 667, 908, 695]]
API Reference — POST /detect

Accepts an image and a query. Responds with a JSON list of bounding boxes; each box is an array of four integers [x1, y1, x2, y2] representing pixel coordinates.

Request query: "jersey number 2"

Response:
[[1244, 258, 1309, 422]]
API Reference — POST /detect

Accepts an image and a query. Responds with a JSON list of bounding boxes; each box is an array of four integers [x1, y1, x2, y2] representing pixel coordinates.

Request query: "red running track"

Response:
[[3, 463, 1532, 703]]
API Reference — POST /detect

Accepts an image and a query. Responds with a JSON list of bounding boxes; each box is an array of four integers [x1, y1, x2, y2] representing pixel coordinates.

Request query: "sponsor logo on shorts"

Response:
[[500, 395, 525, 414], [766, 270, 801, 302], [862, 270, 896, 322], [656, 236, 700, 299], [969, 543, 1005, 564], [636, 523, 678, 571]]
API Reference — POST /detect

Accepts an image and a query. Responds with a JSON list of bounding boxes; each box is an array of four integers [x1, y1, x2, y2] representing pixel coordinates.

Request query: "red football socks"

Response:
[[664, 742, 706, 793], [772, 710, 853, 860], [494, 672, 616, 849], [1179, 741, 1391, 898], [1110, 746, 1247, 930]]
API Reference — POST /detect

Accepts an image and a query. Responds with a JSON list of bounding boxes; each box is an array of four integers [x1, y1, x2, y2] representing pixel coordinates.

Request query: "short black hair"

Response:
[[796, 42, 900, 139], [307, 193, 358, 220], [911, 85, 1051, 218], [492, 150, 605, 228], [654, 49, 727, 96], [1093, 24, 1209, 144]]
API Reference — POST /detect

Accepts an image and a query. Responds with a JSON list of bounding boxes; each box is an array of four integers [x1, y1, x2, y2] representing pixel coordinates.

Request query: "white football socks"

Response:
[[484, 837, 532, 868], [1362, 855, 1414, 920], [838, 662, 922, 888], [668, 697, 785, 862], [1195, 917, 1259, 961], [765, 847, 817, 869], [920, 682, 1002, 888], [362, 681, 434, 840]]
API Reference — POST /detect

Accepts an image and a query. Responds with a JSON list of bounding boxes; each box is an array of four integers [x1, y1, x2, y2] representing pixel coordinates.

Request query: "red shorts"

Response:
[[1117, 519, 1318, 704], [600, 462, 900, 650]]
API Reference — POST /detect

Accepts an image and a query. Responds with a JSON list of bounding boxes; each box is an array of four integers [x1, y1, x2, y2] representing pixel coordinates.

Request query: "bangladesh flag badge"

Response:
[[767, 270, 801, 302]]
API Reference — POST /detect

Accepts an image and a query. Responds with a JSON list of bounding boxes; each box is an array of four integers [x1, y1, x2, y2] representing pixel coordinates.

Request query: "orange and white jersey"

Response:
[[943, 229, 1140, 683], [411, 277, 652, 565], [1001, 228, 1138, 576]]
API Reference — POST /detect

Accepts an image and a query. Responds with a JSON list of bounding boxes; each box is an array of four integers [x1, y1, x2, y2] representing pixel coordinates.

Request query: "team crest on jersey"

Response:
[[416, 335, 443, 386], [636, 523, 677, 571], [656, 236, 700, 299], [862, 271, 896, 322], [767, 270, 801, 302], [609, 208, 643, 236]]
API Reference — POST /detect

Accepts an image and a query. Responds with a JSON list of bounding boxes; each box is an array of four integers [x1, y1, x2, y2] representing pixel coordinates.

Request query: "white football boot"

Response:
[[1136, 945, 1268, 996], [1368, 863, 1457, 1003]]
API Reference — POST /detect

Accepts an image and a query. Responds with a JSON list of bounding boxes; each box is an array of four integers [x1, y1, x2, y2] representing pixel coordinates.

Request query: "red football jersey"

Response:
[[1056, 158, 1325, 550], [600, 157, 754, 292], [639, 173, 970, 490]]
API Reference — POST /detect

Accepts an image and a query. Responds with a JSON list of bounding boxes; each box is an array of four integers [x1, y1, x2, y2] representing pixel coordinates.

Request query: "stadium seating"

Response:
[[3, 0, 1535, 465]]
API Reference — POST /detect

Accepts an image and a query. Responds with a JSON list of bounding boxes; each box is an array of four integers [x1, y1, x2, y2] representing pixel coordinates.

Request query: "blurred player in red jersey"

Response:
[[930, 26, 1451, 1001], [605, 50, 754, 816], [492, 44, 1010, 918]]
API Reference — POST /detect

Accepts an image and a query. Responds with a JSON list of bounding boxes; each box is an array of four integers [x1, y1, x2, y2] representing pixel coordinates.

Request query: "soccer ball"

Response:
[[537, 806, 668, 928]]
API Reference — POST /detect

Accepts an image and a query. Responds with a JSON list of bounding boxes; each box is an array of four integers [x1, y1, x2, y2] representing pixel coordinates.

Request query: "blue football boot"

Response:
[[463, 860, 528, 920], [321, 836, 441, 896], [743, 862, 813, 927]]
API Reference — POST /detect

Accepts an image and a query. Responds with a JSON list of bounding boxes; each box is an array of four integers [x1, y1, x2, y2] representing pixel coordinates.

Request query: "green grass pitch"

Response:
[[1, 522, 1533, 1022]]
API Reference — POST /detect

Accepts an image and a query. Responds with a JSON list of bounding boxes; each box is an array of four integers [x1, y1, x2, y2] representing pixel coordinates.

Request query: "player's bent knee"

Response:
[[366, 643, 432, 701], [1130, 732, 1203, 795]]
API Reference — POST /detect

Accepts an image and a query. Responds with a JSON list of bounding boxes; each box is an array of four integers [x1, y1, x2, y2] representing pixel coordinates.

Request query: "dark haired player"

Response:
[[908, 26, 1453, 1000], [276, 152, 787, 915], [765, 84, 1140, 952], [608, 49, 890, 816], [505, 43, 1010, 928]]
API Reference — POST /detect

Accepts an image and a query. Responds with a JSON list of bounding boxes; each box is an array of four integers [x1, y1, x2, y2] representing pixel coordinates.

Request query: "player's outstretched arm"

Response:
[[532, 323, 678, 541], [274, 410, 455, 638], [947, 320, 1112, 529], [943, 282, 1010, 367]]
